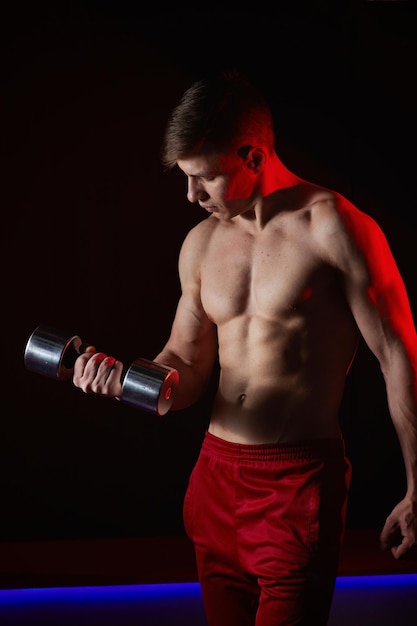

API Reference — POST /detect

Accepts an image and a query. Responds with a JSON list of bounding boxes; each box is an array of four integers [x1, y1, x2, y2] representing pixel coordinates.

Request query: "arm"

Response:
[[153, 227, 218, 410], [73, 224, 218, 411], [320, 197, 417, 559]]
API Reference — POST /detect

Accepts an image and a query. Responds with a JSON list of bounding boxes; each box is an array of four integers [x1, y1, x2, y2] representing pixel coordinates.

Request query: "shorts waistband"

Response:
[[202, 431, 345, 462]]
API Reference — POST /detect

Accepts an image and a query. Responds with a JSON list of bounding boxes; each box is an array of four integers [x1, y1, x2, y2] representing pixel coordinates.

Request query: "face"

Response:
[[177, 149, 258, 221]]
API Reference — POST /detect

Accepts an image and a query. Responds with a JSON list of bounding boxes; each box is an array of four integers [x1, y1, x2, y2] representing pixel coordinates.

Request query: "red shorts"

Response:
[[183, 431, 352, 626]]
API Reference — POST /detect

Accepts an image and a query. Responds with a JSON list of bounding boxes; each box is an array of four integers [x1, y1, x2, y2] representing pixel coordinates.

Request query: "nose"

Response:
[[187, 178, 207, 204]]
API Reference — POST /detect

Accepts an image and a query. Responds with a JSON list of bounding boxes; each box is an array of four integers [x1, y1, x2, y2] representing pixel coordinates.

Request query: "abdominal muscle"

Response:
[[208, 313, 358, 445]]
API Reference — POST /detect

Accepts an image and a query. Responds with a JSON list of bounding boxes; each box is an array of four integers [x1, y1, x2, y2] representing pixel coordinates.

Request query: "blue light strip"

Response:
[[0, 582, 203, 606], [0, 574, 416, 605], [335, 573, 417, 588]]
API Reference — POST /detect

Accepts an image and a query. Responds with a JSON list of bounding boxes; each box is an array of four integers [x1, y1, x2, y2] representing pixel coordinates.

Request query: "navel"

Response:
[[238, 393, 247, 404]]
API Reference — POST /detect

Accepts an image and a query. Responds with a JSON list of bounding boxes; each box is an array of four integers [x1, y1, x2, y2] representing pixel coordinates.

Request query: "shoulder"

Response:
[[305, 187, 384, 245], [180, 216, 217, 256], [304, 187, 390, 271], [178, 216, 218, 279]]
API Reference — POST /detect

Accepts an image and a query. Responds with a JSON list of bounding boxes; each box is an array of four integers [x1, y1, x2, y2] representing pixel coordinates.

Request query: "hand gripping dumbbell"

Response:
[[24, 325, 179, 416]]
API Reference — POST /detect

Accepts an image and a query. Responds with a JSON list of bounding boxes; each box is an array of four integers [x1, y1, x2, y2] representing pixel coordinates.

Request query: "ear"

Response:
[[247, 146, 265, 173]]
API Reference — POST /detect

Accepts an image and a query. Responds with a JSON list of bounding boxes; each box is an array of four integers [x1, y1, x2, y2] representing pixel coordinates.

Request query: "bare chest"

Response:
[[200, 229, 332, 324]]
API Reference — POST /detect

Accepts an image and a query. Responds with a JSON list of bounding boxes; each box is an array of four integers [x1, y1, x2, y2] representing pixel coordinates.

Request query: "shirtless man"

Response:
[[73, 72, 417, 625]]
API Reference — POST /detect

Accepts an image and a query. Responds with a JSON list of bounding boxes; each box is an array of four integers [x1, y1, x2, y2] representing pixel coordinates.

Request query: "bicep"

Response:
[[314, 198, 416, 366], [160, 291, 218, 372], [153, 292, 218, 409], [155, 228, 218, 376]]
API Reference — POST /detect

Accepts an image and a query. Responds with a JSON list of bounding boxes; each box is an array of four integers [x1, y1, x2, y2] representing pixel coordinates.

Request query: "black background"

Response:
[[2, 0, 416, 541]]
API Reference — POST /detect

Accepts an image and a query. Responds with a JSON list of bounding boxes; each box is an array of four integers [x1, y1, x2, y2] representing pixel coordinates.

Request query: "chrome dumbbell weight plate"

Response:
[[24, 325, 82, 382], [24, 325, 179, 415], [122, 358, 179, 416]]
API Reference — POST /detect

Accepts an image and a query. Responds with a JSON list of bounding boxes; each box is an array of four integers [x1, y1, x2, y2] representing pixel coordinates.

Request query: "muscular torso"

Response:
[[199, 190, 360, 443]]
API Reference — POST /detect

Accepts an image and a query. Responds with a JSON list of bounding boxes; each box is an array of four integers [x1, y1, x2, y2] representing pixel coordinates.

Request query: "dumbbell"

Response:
[[24, 325, 179, 416]]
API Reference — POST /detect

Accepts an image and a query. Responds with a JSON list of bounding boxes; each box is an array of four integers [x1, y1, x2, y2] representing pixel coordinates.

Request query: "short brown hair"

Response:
[[161, 71, 275, 169]]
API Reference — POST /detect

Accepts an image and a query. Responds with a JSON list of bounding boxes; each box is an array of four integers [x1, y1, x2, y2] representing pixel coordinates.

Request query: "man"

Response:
[[73, 72, 417, 625]]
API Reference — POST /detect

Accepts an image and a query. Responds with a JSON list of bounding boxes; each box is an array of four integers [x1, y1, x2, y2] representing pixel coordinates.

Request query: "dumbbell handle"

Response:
[[24, 325, 179, 416]]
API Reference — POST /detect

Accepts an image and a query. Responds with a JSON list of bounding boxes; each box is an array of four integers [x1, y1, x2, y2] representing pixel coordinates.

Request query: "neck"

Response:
[[239, 156, 308, 230], [262, 153, 304, 194]]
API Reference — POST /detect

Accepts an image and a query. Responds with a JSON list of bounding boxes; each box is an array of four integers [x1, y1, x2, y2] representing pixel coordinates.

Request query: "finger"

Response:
[[84, 354, 119, 392], [73, 352, 107, 389], [82, 352, 110, 379], [88, 357, 123, 397], [101, 360, 124, 397], [79, 343, 96, 354], [391, 537, 412, 560], [380, 528, 402, 553]]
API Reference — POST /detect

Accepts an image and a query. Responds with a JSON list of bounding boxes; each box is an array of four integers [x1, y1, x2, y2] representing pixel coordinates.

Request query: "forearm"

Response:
[[385, 361, 417, 497], [389, 412, 417, 499], [378, 356, 417, 558], [154, 349, 214, 410]]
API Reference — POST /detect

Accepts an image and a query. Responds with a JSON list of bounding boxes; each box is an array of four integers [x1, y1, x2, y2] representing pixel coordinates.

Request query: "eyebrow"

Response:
[[183, 168, 219, 178]]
